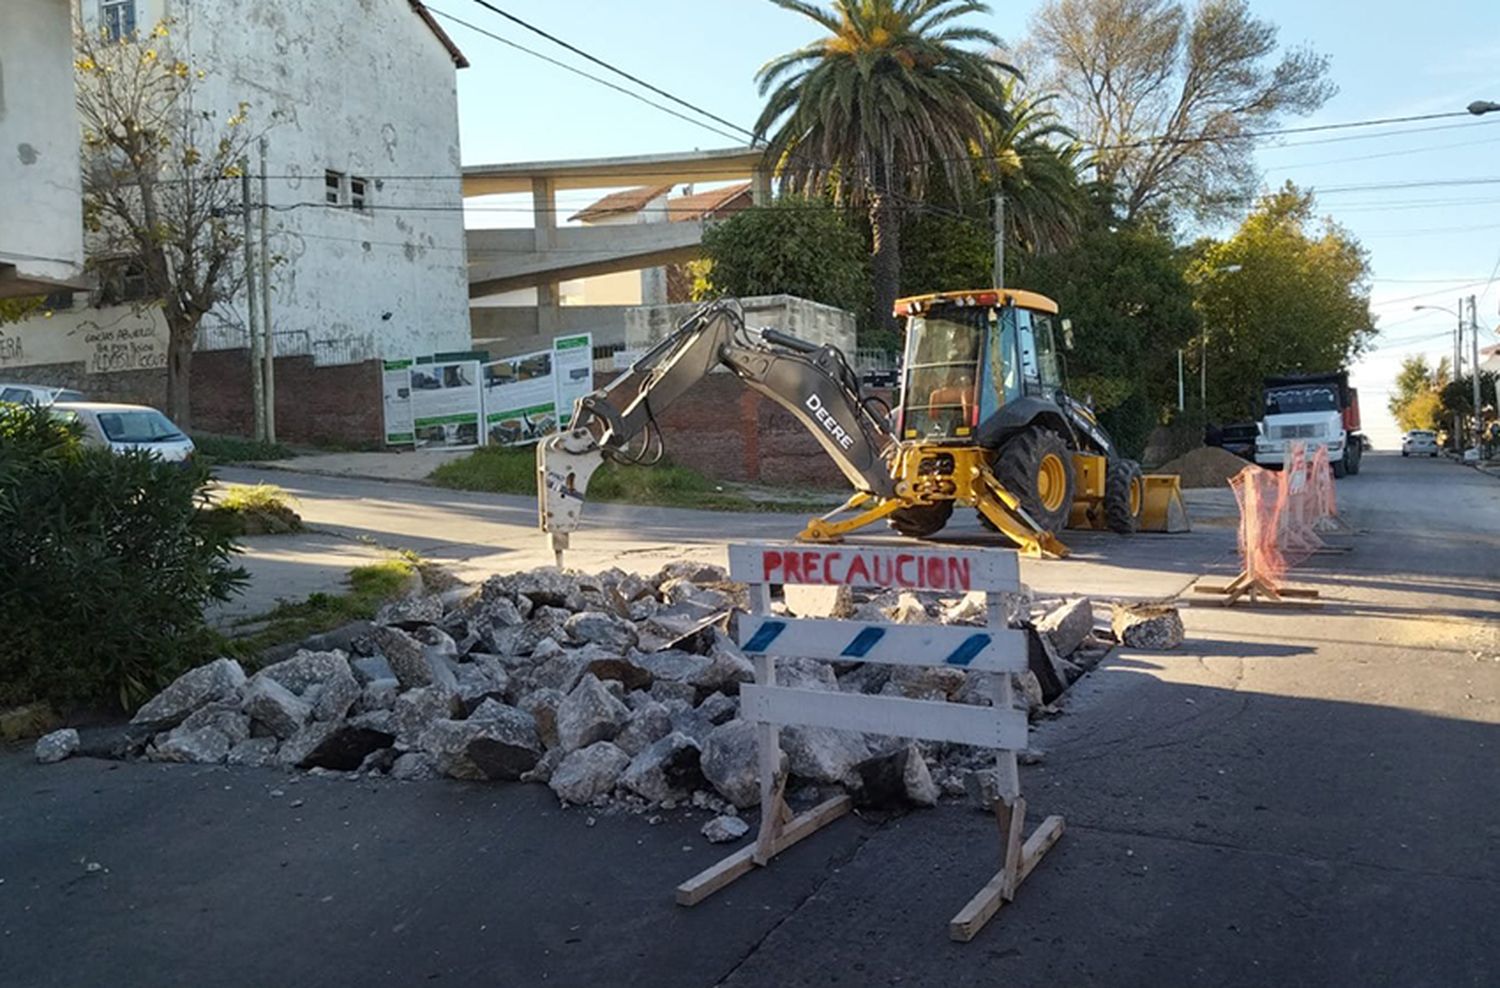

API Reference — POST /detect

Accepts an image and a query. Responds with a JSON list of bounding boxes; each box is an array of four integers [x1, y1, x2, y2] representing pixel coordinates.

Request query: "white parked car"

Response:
[[1401, 430, 1439, 457], [0, 382, 86, 406], [52, 402, 196, 463]]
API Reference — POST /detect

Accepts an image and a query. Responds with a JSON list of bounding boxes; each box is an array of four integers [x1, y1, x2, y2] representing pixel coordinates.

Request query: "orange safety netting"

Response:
[[1228, 441, 1342, 592]]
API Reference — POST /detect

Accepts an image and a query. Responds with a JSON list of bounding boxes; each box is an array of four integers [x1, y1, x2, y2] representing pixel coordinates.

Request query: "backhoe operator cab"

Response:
[[875, 290, 1147, 544]]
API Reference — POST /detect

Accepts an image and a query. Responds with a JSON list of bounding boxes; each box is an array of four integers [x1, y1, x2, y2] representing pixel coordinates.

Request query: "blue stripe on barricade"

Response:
[[742, 620, 787, 653], [944, 634, 991, 667], [840, 626, 886, 658]]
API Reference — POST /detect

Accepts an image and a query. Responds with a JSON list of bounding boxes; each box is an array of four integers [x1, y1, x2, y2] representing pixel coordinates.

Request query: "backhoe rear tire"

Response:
[[888, 501, 953, 539], [991, 427, 1075, 535], [1104, 458, 1145, 534]]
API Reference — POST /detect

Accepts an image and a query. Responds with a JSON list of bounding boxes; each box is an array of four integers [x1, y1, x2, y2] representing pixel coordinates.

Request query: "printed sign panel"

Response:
[[481, 350, 557, 447], [382, 358, 414, 445], [551, 333, 593, 427], [409, 359, 482, 450], [727, 543, 1019, 593]]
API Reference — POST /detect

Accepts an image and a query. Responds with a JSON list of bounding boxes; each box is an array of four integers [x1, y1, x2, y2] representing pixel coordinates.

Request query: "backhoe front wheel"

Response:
[[888, 501, 954, 539], [992, 428, 1076, 535], [1104, 458, 1145, 534]]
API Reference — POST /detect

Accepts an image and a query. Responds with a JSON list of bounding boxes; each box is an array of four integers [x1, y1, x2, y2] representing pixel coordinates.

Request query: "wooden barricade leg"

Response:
[[947, 643, 1065, 941]]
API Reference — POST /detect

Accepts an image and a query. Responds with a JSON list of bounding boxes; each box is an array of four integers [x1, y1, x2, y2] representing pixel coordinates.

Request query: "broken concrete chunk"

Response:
[[619, 732, 704, 803], [853, 745, 938, 809], [355, 678, 401, 714], [1037, 597, 1095, 658], [888, 665, 967, 700], [391, 685, 463, 749], [549, 741, 630, 804], [311, 666, 362, 722], [257, 650, 353, 696], [131, 658, 245, 729], [1111, 602, 1185, 649], [295, 723, 395, 772], [614, 700, 672, 756], [782, 583, 854, 619], [884, 591, 931, 624], [375, 593, 445, 628], [565, 610, 639, 652], [775, 657, 838, 693], [696, 692, 739, 726], [701, 719, 783, 809], [583, 652, 653, 691], [555, 674, 631, 753], [179, 703, 251, 745], [240, 677, 312, 740], [372, 626, 437, 690], [633, 649, 711, 685], [225, 736, 279, 768], [152, 724, 233, 764], [781, 724, 873, 785], [701, 814, 750, 844], [34, 728, 80, 764], [518, 688, 564, 749], [526, 650, 591, 695], [389, 751, 440, 781], [351, 655, 396, 686], [419, 710, 541, 781]]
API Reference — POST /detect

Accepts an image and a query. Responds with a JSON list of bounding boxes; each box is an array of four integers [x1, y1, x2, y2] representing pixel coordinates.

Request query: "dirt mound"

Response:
[[1156, 445, 1253, 488]]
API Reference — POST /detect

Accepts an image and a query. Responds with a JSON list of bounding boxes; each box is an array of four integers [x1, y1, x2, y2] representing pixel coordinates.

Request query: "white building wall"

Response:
[[0, 0, 85, 296], [65, 0, 471, 364]]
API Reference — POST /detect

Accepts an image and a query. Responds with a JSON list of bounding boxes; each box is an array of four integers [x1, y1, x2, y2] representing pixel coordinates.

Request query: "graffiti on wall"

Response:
[[0, 312, 169, 375]]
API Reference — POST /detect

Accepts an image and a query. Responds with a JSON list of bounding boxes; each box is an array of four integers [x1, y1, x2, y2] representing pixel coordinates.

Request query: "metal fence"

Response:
[[191, 324, 374, 367]]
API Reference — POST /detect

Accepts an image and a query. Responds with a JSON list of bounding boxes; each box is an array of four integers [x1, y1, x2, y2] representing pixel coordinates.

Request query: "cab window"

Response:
[[900, 312, 983, 438]]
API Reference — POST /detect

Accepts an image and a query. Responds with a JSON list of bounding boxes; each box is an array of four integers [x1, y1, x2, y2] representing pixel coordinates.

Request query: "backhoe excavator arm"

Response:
[[538, 301, 896, 558]]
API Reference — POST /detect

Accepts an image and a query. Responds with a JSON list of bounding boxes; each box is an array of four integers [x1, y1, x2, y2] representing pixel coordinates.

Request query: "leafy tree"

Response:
[[1019, 221, 1200, 457], [753, 0, 1016, 334], [1388, 355, 1449, 432], [1023, 0, 1333, 222], [694, 197, 871, 327], [1189, 185, 1373, 424], [1439, 371, 1498, 444], [0, 298, 46, 324], [76, 19, 261, 429]]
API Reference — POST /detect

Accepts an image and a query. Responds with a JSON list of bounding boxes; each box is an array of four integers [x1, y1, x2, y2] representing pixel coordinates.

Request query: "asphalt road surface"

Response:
[[2, 453, 1496, 987]]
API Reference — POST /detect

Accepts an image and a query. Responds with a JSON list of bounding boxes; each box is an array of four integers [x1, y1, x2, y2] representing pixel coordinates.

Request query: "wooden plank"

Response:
[[949, 814, 1065, 942], [727, 543, 1018, 593], [996, 796, 1027, 900], [741, 685, 1028, 750], [737, 617, 1026, 673], [676, 795, 852, 906]]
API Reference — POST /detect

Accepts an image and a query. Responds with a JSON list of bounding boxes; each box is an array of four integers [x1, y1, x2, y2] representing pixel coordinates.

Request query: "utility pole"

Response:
[[259, 137, 276, 443], [992, 191, 1005, 289], [1454, 297, 1464, 453], [241, 161, 264, 443], [1471, 294, 1482, 452], [1177, 349, 1185, 411]]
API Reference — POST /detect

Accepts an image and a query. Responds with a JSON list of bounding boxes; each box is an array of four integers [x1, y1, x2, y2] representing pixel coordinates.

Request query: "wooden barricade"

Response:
[[675, 543, 1064, 942]]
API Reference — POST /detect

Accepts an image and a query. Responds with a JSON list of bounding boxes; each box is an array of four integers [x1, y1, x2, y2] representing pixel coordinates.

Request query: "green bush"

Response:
[[0, 405, 246, 711], [191, 433, 294, 464]]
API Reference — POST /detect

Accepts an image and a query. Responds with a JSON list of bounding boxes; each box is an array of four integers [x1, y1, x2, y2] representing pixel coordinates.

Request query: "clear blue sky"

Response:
[[430, 0, 1500, 446]]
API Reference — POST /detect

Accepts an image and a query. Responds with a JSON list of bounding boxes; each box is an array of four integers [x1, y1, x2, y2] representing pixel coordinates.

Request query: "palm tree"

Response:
[[987, 81, 1088, 258], [754, 0, 1016, 334]]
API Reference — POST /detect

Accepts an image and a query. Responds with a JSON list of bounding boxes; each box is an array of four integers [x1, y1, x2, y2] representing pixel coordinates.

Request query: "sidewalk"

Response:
[[246, 449, 468, 483]]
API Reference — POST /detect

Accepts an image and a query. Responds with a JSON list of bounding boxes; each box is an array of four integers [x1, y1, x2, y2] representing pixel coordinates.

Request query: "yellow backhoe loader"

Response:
[[538, 292, 1187, 562]]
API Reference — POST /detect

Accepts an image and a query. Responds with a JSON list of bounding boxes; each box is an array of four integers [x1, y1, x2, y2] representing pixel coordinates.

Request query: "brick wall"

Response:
[[605, 371, 867, 491], [192, 350, 383, 446], [4, 350, 383, 447]]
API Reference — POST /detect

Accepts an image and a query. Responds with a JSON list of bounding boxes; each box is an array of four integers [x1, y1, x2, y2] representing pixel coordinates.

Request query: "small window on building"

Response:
[[100, 0, 138, 42], [349, 176, 370, 212], [325, 170, 346, 206], [96, 258, 152, 306]]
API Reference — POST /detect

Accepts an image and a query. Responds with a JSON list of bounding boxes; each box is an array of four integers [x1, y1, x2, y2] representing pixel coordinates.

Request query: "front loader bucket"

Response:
[[1139, 474, 1191, 533]]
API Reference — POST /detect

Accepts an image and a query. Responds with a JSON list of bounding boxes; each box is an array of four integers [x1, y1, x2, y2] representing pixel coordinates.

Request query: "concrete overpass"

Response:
[[462, 146, 769, 335]]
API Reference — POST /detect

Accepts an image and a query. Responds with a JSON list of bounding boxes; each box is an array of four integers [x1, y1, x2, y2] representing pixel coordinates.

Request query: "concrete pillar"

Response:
[[751, 165, 771, 206], [537, 280, 562, 336], [532, 176, 557, 251]]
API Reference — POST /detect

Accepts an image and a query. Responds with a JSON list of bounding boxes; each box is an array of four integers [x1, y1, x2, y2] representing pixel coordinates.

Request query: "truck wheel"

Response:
[[1332, 458, 1347, 479], [993, 428, 1075, 534], [889, 501, 953, 538], [1347, 445, 1361, 475], [1104, 458, 1145, 534]]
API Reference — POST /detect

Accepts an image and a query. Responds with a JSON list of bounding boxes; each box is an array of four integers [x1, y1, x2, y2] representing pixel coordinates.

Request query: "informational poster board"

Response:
[[382, 358, 415, 446], [551, 333, 594, 428], [481, 350, 557, 447], [408, 359, 482, 450]]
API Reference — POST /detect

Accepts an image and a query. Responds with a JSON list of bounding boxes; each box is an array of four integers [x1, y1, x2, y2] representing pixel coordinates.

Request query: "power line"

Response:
[[457, 0, 757, 142], [423, 6, 747, 145]]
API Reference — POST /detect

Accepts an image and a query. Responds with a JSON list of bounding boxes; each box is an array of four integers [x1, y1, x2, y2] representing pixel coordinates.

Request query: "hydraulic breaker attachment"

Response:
[[537, 428, 605, 566], [1139, 474, 1191, 533]]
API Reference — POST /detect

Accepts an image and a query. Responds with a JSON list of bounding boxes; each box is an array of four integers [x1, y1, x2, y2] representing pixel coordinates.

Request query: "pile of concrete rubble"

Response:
[[41, 562, 1158, 823]]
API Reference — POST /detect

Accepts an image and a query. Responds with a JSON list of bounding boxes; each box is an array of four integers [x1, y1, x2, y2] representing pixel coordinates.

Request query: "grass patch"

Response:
[[222, 557, 418, 662], [428, 445, 823, 512], [203, 483, 303, 536], [194, 433, 295, 465]]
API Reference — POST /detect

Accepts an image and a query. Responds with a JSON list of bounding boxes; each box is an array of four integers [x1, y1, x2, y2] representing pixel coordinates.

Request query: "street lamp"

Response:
[[1413, 303, 1463, 451], [1199, 264, 1243, 425], [1468, 100, 1500, 116]]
